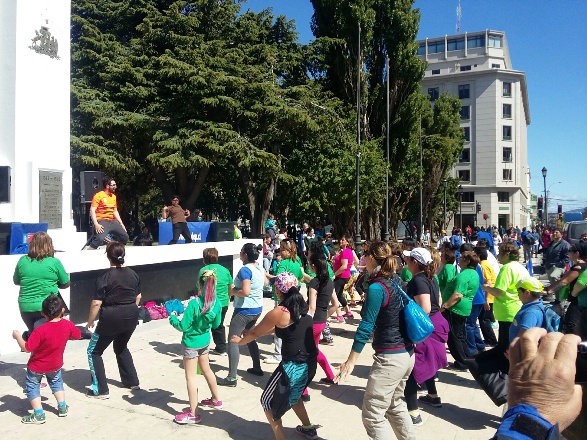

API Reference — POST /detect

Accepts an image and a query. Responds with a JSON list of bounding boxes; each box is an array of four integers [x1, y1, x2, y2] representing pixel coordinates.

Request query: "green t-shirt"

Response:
[[400, 266, 412, 283], [198, 263, 233, 307], [305, 262, 335, 289], [274, 258, 304, 300], [493, 261, 528, 322], [447, 267, 479, 317], [13, 256, 70, 313], [574, 270, 587, 307], [438, 264, 457, 297]]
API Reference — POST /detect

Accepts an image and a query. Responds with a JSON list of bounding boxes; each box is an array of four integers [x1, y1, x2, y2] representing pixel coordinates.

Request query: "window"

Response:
[[458, 84, 470, 99], [432, 69, 440, 75], [428, 87, 439, 101], [503, 169, 513, 181], [417, 43, 426, 55], [503, 104, 512, 118], [503, 126, 512, 140], [460, 105, 470, 120], [503, 147, 512, 162], [459, 148, 470, 163], [467, 35, 485, 48], [462, 126, 470, 142], [460, 65, 471, 72], [498, 192, 509, 202], [447, 38, 465, 51], [427, 40, 444, 54], [492, 63, 501, 68], [458, 170, 471, 182], [503, 82, 512, 96], [489, 35, 502, 48], [460, 191, 475, 202]]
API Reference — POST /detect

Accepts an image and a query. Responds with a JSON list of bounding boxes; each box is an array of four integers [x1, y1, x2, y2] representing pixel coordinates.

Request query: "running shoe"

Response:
[[216, 376, 237, 387], [410, 413, 423, 426], [21, 413, 46, 424], [319, 338, 334, 346], [247, 368, 264, 376], [174, 410, 201, 425], [210, 349, 228, 356], [344, 311, 353, 319], [200, 398, 223, 409], [319, 377, 335, 384], [334, 316, 345, 323], [58, 404, 69, 417], [301, 394, 310, 402], [295, 425, 318, 439], [263, 356, 281, 364], [85, 389, 110, 399], [418, 394, 442, 408]]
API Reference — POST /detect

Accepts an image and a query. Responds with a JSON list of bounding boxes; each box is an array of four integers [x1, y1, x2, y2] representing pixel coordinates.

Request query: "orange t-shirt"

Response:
[[91, 191, 117, 221]]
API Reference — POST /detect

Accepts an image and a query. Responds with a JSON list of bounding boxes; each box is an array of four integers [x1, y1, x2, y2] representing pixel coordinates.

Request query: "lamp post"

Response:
[[542, 167, 548, 225], [442, 179, 447, 230], [458, 185, 463, 229], [383, 56, 390, 242]]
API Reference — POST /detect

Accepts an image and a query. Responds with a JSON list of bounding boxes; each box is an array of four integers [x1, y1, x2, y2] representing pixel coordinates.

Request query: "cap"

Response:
[[275, 272, 298, 294], [441, 230, 446, 234], [403, 247, 432, 266], [516, 277, 543, 293]]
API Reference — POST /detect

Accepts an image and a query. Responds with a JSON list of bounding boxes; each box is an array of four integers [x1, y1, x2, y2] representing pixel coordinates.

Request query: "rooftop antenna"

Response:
[[456, 0, 462, 33]]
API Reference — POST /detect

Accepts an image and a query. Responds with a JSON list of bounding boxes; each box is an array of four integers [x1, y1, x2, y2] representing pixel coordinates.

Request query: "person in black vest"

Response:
[[336, 241, 415, 440]]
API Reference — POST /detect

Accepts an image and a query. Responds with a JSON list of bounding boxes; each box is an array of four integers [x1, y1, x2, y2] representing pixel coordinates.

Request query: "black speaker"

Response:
[[208, 222, 234, 242], [0, 166, 11, 203], [80, 171, 104, 203], [0, 222, 12, 254]]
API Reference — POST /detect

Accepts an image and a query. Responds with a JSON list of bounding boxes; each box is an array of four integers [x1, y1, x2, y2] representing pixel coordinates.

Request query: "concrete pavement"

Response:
[[0, 298, 503, 440]]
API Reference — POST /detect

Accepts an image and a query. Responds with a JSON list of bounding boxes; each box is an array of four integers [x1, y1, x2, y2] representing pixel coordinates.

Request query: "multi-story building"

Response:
[[416, 30, 530, 230]]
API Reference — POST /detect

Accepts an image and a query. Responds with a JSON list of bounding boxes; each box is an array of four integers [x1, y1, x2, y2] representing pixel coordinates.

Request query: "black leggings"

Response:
[[404, 372, 437, 411], [334, 277, 350, 308]]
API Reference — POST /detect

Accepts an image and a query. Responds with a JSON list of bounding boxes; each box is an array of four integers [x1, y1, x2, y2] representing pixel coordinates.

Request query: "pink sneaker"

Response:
[[335, 316, 345, 323], [200, 398, 223, 409], [174, 410, 201, 425], [344, 311, 353, 319]]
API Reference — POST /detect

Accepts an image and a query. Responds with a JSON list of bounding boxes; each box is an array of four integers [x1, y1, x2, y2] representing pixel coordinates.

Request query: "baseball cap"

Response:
[[403, 247, 432, 266], [516, 277, 543, 293]]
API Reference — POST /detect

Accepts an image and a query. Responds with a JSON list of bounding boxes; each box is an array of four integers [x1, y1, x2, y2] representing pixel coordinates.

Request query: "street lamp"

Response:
[[383, 56, 390, 242], [458, 185, 463, 229], [355, 23, 361, 249], [442, 179, 447, 230], [542, 167, 548, 225]]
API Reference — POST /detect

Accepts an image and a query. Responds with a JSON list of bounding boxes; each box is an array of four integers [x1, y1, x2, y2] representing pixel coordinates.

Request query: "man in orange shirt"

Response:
[[88, 177, 129, 249]]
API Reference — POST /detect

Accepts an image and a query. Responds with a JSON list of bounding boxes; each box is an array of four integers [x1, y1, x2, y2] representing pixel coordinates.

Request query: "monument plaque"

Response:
[[39, 170, 63, 228]]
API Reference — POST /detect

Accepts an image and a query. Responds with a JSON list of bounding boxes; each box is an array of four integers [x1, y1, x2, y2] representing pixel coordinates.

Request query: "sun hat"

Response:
[[516, 277, 543, 293], [403, 247, 433, 266], [275, 272, 298, 294]]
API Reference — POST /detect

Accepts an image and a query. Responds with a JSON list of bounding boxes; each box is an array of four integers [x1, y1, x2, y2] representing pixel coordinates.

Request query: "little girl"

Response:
[[169, 270, 222, 425]]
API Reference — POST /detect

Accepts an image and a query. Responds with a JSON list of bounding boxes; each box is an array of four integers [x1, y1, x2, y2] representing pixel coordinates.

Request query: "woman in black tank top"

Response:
[[230, 272, 319, 440]]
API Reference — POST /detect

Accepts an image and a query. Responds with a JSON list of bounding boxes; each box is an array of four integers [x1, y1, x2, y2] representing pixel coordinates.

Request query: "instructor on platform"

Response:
[[88, 177, 129, 249], [162, 195, 192, 245]]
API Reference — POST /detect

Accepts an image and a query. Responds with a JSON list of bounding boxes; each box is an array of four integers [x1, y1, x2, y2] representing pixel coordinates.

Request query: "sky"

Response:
[[243, 0, 587, 211]]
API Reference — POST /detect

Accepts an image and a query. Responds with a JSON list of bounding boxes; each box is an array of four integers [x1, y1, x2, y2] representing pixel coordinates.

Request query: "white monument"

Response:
[[0, 0, 83, 250]]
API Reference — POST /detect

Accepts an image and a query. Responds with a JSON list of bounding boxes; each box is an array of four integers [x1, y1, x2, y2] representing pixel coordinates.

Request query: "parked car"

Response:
[[562, 220, 587, 245]]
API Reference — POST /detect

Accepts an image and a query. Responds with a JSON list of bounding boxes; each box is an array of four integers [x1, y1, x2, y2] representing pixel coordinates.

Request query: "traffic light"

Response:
[[558, 204, 563, 214], [476, 202, 481, 213], [538, 209, 543, 219], [537, 197, 543, 209]]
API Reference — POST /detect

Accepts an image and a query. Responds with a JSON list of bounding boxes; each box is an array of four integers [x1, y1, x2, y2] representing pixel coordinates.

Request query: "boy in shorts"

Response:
[[12, 295, 82, 424]]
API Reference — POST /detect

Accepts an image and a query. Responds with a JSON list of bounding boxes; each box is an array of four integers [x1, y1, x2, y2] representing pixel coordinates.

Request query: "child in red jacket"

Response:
[[13, 295, 81, 424]]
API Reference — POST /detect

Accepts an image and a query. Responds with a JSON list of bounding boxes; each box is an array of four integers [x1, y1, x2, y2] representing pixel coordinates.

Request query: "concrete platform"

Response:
[[0, 297, 503, 440]]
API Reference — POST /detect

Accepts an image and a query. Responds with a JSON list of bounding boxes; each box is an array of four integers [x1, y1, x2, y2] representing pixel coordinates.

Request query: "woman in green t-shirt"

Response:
[[13, 232, 70, 338], [441, 251, 480, 370]]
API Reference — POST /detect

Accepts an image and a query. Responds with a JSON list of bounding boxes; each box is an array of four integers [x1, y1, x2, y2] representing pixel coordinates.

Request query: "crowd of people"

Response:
[[10, 219, 587, 439]]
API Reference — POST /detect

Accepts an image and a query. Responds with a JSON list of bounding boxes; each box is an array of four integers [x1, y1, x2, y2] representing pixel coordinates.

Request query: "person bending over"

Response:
[[88, 177, 128, 249]]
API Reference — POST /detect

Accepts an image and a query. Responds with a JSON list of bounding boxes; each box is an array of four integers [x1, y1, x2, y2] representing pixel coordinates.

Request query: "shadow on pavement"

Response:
[[422, 402, 501, 431]]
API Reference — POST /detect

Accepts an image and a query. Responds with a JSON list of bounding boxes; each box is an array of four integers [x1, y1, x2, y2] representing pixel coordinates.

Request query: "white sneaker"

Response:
[[263, 357, 281, 364]]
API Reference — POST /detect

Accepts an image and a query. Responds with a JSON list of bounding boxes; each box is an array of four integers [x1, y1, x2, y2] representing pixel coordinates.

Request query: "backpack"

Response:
[[530, 304, 561, 332], [524, 233, 536, 245]]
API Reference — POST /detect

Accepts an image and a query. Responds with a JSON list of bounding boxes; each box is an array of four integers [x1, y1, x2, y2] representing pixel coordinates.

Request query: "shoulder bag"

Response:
[[390, 279, 434, 344]]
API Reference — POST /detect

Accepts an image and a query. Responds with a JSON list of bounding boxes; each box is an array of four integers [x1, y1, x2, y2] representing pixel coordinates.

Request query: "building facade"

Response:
[[416, 30, 530, 231]]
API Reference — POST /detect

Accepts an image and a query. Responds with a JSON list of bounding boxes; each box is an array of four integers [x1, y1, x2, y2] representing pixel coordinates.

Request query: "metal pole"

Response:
[[419, 115, 423, 242], [355, 24, 362, 249], [459, 185, 463, 229], [384, 56, 390, 242], [442, 179, 447, 230], [543, 175, 547, 226]]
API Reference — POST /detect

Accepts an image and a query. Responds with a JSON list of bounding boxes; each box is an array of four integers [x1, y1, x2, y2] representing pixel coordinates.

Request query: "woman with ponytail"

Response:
[[231, 272, 320, 440], [170, 270, 222, 425], [86, 242, 141, 399]]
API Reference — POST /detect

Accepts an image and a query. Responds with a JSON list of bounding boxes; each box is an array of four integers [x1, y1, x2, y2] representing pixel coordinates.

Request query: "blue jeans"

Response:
[[466, 304, 486, 355], [25, 368, 63, 401]]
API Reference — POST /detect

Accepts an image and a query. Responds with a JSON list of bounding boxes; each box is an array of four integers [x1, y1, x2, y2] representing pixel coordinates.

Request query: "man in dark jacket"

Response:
[[543, 228, 570, 301]]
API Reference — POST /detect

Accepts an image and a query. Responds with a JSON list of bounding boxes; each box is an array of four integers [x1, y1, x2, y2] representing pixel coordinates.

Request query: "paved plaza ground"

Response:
[[0, 296, 503, 440]]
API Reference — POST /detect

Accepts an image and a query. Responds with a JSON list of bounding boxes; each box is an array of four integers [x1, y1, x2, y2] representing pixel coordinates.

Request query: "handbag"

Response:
[[390, 279, 434, 344]]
